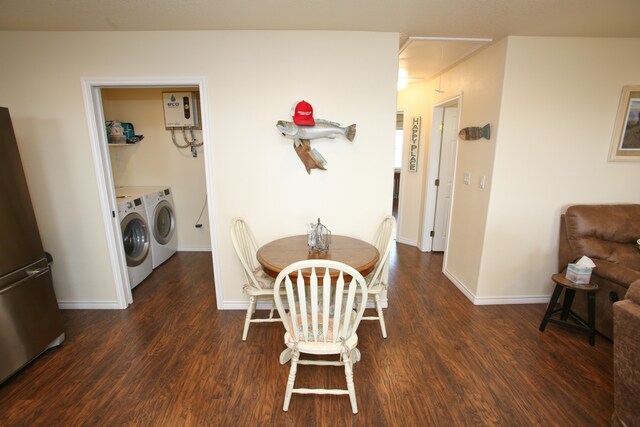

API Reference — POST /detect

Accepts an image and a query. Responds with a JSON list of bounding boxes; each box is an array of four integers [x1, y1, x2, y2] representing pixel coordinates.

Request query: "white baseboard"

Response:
[[473, 295, 550, 305], [417, 243, 430, 252], [223, 301, 255, 310], [443, 269, 550, 305], [177, 247, 212, 252], [396, 237, 418, 246], [58, 300, 123, 309], [443, 269, 476, 303]]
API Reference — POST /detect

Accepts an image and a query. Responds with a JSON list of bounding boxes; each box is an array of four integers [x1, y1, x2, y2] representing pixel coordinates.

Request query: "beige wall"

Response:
[[0, 31, 398, 306], [399, 36, 640, 302], [396, 40, 508, 296], [395, 90, 433, 246], [444, 40, 507, 295], [102, 88, 210, 251], [477, 37, 640, 301]]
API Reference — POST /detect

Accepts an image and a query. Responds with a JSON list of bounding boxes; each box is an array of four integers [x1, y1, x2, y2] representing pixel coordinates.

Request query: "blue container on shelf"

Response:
[[121, 122, 135, 139]]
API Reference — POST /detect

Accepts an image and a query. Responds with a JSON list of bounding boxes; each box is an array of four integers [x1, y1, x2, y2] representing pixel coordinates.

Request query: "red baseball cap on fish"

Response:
[[293, 100, 315, 126]]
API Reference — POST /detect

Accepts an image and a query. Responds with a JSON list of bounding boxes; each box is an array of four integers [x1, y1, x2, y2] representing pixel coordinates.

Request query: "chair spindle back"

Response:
[[274, 260, 368, 345]]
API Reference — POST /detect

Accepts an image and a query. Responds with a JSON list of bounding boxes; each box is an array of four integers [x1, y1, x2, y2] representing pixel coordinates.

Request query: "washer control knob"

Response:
[[126, 201, 133, 209]]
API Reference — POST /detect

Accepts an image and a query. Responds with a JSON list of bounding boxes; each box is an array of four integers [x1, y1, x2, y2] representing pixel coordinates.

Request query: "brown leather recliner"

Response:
[[558, 204, 640, 339], [612, 279, 640, 427]]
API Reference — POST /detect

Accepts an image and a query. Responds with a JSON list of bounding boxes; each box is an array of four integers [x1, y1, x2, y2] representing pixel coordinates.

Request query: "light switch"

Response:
[[463, 172, 470, 185], [479, 175, 485, 189]]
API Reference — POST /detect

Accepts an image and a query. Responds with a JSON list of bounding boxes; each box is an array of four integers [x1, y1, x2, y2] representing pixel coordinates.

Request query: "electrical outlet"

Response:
[[479, 175, 486, 189]]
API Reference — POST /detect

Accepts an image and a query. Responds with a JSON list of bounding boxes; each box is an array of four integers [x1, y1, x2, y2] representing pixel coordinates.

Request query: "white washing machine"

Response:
[[116, 186, 178, 268], [117, 195, 153, 289]]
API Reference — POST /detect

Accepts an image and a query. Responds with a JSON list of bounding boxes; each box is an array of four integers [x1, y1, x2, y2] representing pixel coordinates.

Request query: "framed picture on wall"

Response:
[[609, 85, 640, 161]]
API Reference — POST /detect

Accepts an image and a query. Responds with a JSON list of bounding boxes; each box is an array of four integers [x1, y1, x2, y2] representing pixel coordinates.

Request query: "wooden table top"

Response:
[[256, 235, 379, 279]]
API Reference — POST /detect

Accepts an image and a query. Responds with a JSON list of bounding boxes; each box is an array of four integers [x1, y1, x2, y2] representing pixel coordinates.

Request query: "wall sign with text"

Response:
[[409, 116, 421, 172]]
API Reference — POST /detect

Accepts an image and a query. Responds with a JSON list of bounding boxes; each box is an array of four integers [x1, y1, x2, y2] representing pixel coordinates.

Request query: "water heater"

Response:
[[162, 92, 199, 128]]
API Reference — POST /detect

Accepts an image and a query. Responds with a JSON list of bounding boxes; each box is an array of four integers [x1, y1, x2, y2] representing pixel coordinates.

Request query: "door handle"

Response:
[[0, 266, 49, 295], [26, 267, 48, 276]]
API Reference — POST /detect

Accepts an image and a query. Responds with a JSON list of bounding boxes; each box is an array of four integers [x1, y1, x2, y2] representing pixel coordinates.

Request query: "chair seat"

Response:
[[242, 267, 275, 293], [285, 309, 356, 342], [243, 285, 276, 296], [357, 283, 384, 295], [252, 266, 275, 289], [284, 331, 358, 355]]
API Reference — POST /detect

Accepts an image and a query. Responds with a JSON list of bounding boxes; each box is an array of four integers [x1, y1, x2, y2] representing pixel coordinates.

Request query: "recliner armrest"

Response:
[[592, 259, 640, 288], [626, 279, 640, 305], [613, 291, 640, 427]]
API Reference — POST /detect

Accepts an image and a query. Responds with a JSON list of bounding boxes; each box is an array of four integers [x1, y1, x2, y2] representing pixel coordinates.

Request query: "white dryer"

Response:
[[116, 186, 178, 268], [117, 195, 153, 289]]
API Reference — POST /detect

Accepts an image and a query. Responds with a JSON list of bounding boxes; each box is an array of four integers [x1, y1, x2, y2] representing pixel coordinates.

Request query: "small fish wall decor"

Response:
[[458, 124, 490, 141]]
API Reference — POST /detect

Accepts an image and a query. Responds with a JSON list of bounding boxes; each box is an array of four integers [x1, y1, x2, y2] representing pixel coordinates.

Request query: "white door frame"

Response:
[[81, 76, 221, 309], [420, 92, 463, 260]]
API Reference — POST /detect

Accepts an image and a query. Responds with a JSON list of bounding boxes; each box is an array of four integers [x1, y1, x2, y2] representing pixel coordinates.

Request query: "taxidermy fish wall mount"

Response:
[[276, 119, 356, 174], [458, 124, 490, 141]]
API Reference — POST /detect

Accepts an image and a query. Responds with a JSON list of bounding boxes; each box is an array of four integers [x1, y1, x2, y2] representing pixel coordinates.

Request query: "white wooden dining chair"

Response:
[[230, 217, 282, 341], [273, 260, 368, 414], [360, 215, 396, 338]]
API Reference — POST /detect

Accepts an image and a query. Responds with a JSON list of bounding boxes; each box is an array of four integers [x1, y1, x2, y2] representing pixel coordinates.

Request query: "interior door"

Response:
[[432, 105, 458, 251]]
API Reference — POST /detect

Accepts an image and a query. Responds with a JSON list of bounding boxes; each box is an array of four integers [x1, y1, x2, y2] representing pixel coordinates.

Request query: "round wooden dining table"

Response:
[[256, 235, 379, 279]]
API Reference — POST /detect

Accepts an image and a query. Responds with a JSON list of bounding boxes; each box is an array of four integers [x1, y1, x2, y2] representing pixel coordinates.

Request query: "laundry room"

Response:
[[102, 87, 211, 291]]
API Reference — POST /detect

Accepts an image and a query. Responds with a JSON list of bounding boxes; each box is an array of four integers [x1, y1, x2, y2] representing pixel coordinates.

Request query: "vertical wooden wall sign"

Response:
[[409, 116, 421, 172]]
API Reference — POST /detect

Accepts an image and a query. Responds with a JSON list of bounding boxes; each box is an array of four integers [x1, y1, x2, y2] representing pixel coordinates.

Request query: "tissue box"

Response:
[[566, 263, 592, 284]]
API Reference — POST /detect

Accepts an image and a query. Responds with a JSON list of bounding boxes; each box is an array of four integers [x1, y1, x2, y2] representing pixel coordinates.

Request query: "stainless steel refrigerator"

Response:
[[0, 107, 64, 384]]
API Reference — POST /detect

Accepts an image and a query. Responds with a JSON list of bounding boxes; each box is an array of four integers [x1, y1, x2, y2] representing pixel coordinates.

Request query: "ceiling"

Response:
[[2, 0, 639, 86], [399, 38, 491, 83]]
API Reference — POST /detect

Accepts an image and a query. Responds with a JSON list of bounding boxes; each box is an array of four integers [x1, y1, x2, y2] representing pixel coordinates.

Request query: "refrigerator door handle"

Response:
[[26, 267, 48, 276], [0, 266, 49, 295]]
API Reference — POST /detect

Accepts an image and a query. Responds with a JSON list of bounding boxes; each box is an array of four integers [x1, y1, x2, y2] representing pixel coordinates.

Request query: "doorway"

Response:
[[81, 77, 220, 309], [421, 95, 461, 258], [393, 110, 404, 223]]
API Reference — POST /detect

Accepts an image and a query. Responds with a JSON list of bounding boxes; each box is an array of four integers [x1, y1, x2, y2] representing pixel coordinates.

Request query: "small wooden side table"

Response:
[[539, 273, 599, 345]]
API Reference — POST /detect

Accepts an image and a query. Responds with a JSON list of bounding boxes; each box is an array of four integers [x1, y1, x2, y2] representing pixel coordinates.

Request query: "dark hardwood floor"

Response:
[[0, 244, 613, 426]]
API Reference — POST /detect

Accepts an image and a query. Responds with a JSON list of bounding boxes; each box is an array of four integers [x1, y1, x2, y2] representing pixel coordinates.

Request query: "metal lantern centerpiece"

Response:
[[307, 218, 331, 253]]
